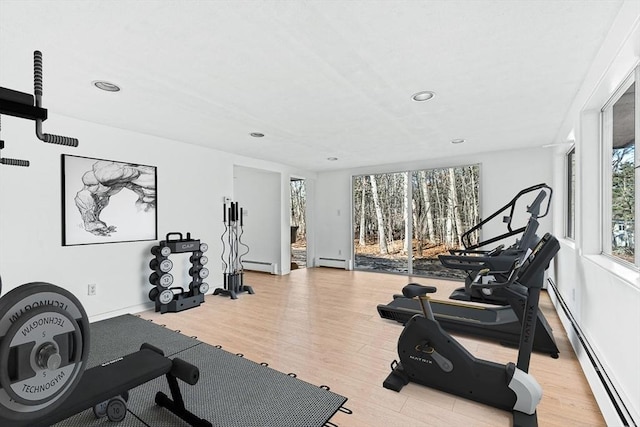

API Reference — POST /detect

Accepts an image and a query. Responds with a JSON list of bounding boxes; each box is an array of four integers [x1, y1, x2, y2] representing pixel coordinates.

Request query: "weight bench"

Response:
[[6, 343, 211, 427]]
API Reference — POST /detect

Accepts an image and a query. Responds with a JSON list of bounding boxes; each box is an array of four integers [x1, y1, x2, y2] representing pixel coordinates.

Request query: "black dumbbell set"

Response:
[[149, 232, 209, 314]]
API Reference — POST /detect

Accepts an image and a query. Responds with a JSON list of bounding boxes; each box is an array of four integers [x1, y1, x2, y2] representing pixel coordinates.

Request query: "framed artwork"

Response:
[[62, 154, 157, 246]]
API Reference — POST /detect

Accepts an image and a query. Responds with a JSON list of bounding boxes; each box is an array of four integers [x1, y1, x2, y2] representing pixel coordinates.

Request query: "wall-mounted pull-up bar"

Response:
[[0, 50, 79, 167]]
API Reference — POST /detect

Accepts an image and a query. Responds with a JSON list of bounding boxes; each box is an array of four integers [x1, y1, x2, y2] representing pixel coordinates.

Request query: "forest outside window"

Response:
[[601, 66, 638, 267], [352, 164, 479, 278]]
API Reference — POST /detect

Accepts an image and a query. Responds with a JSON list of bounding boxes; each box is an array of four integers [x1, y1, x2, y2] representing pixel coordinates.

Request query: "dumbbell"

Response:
[[149, 258, 173, 272], [149, 272, 174, 288], [189, 254, 208, 265], [93, 391, 129, 422], [151, 245, 171, 257], [188, 266, 209, 279], [189, 281, 210, 294]]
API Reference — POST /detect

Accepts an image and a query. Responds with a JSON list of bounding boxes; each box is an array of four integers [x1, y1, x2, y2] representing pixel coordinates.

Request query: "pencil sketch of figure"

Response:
[[74, 160, 156, 236]]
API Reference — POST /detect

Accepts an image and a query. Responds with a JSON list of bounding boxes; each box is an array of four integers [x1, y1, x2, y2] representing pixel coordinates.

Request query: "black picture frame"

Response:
[[61, 154, 158, 246]]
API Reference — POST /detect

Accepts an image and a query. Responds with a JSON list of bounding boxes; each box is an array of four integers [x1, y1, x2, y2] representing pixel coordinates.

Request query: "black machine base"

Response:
[[384, 363, 537, 427], [383, 316, 540, 427], [449, 285, 508, 305], [157, 293, 205, 314], [214, 272, 254, 300], [377, 296, 559, 358]]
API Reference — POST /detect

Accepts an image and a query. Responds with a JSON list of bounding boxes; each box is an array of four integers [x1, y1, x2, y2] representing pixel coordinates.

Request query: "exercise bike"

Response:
[[383, 233, 560, 427]]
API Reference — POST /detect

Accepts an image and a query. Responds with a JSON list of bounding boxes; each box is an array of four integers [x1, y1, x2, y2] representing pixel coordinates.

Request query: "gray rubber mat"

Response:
[[126, 343, 348, 427], [50, 314, 347, 426], [88, 314, 199, 368], [53, 410, 149, 427]]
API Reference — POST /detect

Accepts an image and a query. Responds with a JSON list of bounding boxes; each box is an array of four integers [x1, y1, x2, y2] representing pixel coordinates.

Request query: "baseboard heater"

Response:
[[242, 260, 277, 274], [316, 257, 351, 269], [548, 278, 637, 427]]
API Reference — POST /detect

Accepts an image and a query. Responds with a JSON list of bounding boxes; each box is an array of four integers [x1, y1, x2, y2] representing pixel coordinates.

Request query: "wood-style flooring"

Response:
[[140, 268, 605, 427]]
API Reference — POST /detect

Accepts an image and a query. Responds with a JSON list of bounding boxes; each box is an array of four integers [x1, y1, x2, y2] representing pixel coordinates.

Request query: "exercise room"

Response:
[[0, 1, 638, 426]]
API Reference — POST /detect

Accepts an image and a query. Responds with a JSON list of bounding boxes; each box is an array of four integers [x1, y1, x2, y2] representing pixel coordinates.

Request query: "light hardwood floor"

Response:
[[139, 268, 605, 427]]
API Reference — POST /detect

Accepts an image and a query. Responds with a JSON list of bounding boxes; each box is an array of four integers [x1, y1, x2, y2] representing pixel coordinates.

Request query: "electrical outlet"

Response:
[[338, 249, 342, 255], [88, 284, 96, 296]]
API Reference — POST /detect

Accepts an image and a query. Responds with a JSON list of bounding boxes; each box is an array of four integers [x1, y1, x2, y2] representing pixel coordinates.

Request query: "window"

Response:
[[566, 147, 576, 239], [352, 164, 479, 278], [602, 67, 638, 267]]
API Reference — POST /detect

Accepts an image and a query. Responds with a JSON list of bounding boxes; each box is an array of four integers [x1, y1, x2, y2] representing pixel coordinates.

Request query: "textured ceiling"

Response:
[[0, 0, 625, 171]]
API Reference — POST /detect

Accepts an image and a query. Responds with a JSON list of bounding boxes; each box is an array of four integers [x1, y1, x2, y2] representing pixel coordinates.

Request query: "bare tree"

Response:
[[290, 179, 306, 240], [420, 170, 435, 243], [358, 176, 367, 246], [403, 172, 410, 254], [449, 168, 463, 247], [370, 175, 388, 254]]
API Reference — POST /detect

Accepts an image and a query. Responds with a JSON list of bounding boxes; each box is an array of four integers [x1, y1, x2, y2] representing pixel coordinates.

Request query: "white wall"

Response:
[[548, 2, 640, 424], [233, 165, 281, 271], [0, 113, 313, 320], [314, 146, 554, 266]]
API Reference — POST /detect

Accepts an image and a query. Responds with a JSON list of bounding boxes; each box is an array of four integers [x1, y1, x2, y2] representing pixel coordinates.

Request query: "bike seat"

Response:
[[402, 283, 437, 298]]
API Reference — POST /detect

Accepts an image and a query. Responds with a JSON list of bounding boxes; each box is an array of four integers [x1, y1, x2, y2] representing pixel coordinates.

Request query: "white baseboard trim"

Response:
[[547, 279, 637, 426]]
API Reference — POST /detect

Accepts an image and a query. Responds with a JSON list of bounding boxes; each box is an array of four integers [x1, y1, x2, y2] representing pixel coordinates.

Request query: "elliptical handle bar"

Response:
[[469, 259, 522, 290], [461, 183, 552, 249]]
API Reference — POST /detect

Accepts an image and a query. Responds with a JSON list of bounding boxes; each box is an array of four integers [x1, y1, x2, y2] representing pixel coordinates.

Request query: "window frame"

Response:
[[600, 66, 638, 268], [566, 146, 576, 240]]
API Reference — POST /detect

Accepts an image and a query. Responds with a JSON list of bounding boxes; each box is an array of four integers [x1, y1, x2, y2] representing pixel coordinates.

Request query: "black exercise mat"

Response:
[[87, 314, 199, 368], [126, 343, 348, 427]]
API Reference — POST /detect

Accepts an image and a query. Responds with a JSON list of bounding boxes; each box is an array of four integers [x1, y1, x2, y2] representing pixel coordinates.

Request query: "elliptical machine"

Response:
[[443, 183, 552, 305], [383, 233, 560, 427]]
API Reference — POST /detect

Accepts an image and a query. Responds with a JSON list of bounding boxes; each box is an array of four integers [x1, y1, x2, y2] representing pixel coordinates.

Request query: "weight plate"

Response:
[[0, 282, 89, 423], [150, 246, 160, 256], [160, 246, 171, 257], [106, 396, 127, 422], [198, 268, 209, 279], [200, 243, 208, 253], [159, 289, 174, 305], [0, 305, 82, 406], [148, 288, 159, 302], [199, 256, 208, 266], [159, 259, 173, 273], [199, 282, 210, 294]]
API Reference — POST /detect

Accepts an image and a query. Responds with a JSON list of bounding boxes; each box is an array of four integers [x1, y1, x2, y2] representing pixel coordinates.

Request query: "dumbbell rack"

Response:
[[149, 232, 209, 314], [214, 201, 254, 299]]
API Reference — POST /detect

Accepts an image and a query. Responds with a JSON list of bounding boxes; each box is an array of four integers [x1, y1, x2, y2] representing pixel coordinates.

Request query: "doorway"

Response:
[[290, 178, 307, 269]]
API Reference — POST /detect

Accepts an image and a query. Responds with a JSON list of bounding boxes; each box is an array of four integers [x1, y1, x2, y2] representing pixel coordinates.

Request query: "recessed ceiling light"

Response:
[[451, 138, 466, 144], [411, 91, 435, 102], [327, 157, 338, 161], [250, 132, 265, 138], [92, 80, 120, 92]]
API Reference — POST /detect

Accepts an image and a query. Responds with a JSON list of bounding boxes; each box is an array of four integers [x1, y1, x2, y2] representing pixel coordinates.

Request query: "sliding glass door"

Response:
[[410, 165, 479, 278], [353, 172, 410, 273], [353, 164, 479, 278]]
